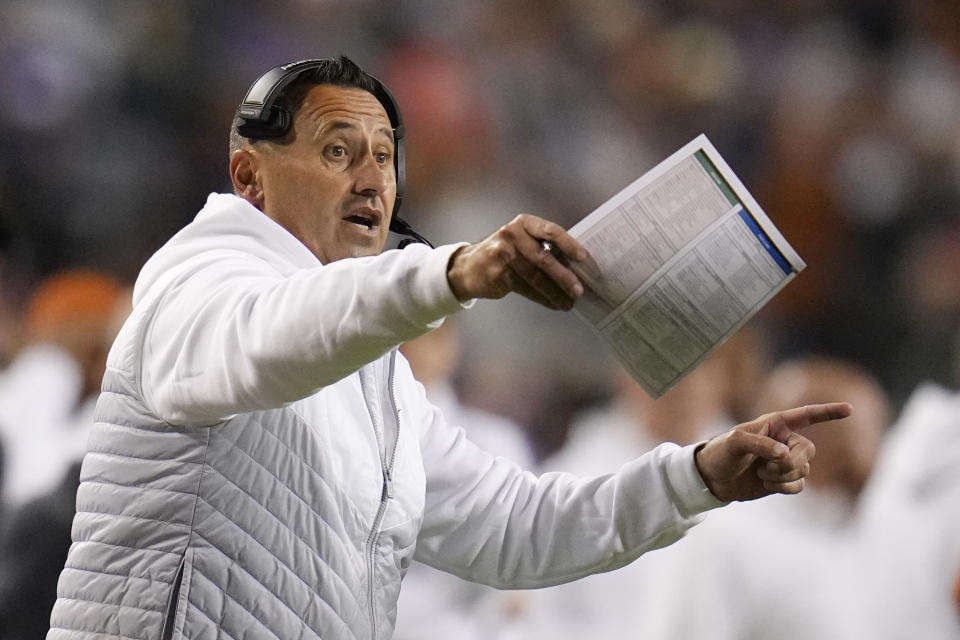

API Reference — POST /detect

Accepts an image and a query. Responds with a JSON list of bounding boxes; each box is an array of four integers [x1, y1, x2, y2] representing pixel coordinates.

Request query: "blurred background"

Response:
[[0, 0, 958, 638]]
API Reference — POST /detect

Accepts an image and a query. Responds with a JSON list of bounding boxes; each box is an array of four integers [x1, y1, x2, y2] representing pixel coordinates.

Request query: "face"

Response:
[[242, 84, 398, 263]]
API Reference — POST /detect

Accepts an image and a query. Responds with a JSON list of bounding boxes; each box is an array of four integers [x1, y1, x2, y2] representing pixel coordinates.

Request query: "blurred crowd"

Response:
[[0, 0, 958, 637]]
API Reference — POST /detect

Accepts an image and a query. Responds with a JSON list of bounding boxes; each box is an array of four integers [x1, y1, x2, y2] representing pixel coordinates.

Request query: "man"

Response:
[[48, 57, 850, 640], [0, 270, 127, 640], [0, 269, 127, 507]]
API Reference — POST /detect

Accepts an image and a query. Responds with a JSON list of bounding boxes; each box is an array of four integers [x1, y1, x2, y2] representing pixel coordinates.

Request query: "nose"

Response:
[[353, 149, 392, 198]]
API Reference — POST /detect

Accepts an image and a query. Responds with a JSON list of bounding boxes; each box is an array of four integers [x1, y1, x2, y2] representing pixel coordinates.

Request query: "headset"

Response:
[[236, 59, 432, 248]]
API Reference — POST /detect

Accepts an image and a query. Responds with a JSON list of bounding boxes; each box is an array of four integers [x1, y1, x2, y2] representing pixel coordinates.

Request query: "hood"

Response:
[[133, 193, 319, 306]]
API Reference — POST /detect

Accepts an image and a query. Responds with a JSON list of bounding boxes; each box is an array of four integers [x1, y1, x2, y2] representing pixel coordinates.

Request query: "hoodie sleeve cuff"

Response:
[[413, 243, 474, 325], [664, 441, 728, 517]]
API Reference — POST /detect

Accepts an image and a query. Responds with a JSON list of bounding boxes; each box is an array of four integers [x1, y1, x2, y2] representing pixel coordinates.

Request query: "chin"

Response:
[[334, 244, 385, 262], [315, 237, 383, 263]]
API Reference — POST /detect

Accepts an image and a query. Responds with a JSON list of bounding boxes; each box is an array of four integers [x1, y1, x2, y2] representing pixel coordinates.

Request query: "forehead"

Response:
[[297, 84, 392, 132]]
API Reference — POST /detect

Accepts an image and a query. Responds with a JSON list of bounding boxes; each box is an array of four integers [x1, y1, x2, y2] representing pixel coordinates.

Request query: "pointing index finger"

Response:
[[780, 403, 853, 429]]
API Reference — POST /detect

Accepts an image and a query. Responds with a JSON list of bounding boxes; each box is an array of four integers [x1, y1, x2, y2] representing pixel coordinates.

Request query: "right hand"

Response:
[[445, 214, 588, 310]]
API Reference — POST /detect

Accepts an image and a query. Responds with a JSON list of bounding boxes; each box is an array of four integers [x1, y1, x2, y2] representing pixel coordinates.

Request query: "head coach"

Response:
[[48, 56, 850, 640]]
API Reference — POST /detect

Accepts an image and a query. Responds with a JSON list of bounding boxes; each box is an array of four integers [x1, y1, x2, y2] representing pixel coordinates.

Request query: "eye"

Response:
[[375, 152, 390, 165], [326, 145, 346, 159]]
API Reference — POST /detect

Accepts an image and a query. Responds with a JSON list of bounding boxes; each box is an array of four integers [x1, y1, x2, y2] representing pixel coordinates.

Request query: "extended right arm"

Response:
[[139, 242, 464, 426]]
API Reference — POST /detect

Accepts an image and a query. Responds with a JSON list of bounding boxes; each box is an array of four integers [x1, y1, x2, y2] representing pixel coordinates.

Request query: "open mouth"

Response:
[[344, 208, 381, 232]]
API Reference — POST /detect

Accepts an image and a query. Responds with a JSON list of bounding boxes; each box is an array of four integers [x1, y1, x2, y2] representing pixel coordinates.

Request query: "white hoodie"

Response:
[[49, 193, 722, 640]]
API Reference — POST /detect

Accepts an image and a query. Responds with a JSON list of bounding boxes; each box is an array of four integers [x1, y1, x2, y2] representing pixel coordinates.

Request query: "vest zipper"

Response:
[[361, 351, 401, 639], [160, 556, 186, 640], [365, 488, 389, 639], [385, 350, 401, 490]]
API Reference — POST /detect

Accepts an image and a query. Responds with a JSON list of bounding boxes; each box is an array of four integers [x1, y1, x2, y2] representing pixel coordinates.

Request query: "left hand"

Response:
[[695, 403, 853, 502]]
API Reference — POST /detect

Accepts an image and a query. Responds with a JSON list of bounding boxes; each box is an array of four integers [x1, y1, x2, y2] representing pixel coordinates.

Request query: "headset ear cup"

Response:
[[269, 106, 291, 138], [237, 105, 293, 139]]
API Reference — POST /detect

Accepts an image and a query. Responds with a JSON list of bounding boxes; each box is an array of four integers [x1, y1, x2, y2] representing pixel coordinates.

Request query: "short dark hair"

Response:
[[228, 56, 382, 156]]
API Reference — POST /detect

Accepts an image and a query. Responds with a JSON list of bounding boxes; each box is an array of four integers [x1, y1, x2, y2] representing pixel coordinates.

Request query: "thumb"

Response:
[[725, 428, 790, 462], [699, 427, 788, 484]]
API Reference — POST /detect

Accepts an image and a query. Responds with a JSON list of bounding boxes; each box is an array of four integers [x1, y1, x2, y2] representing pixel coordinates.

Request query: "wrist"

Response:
[[445, 245, 471, 302], [694, 439, 722, 501], [665, 442, 728, 516]]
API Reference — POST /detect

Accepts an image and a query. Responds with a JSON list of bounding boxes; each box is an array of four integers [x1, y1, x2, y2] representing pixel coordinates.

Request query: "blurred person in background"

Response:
[[856, 333, 960, 639], [853, 222, 960, 639], [394, 316, 533, 640], [45, 56, 849, 640], [0, 268, 128, 640], [636, 357, 891, 640], [0, 269, 126, 507]]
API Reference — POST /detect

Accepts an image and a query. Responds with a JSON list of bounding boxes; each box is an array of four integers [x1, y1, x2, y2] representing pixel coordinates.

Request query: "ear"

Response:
[[230, 149, 264, 209]]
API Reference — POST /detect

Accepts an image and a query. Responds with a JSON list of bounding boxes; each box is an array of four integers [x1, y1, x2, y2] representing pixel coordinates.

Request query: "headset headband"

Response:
[[235, 59, 408, 221]]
